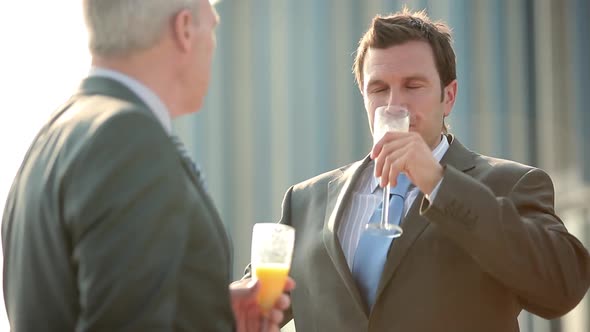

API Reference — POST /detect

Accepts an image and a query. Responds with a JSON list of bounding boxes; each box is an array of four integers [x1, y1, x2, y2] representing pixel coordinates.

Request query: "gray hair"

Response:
[[83, 0, 200, 57]]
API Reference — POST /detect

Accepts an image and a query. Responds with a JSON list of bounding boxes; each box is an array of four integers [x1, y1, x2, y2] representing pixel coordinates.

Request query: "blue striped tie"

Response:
[[352, 173, 411, 310]]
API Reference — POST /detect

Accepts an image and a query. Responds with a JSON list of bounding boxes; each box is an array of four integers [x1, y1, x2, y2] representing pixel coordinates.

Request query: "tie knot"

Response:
[[390, 173, 411, 197]]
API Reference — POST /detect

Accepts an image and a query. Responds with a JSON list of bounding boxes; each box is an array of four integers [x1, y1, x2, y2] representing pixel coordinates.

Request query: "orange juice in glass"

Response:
[[251, 223, 295, 315]]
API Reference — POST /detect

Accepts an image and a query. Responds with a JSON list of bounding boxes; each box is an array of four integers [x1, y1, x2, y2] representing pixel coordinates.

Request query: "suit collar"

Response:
[[439, 134, 476, 172], [322, 155, 372, 317], [87, 68, 172, 134], [78, 76, 147, 107], [75, 76, 164, 129]]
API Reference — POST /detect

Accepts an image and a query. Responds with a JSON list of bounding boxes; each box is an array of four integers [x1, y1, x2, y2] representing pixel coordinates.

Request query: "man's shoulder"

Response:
[[469, 152, 552, 190], [449, 136, 538, 177], [291, 159, 363, 192], [50, 94, 162, 146], [475, 153, 537, 175], [64, 94, 152, 128], [37, 94, 170, 174]]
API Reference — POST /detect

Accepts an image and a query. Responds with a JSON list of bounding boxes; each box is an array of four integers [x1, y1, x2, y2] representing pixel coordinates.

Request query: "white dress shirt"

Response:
[[337, 135, 450, 269], [88, 67, 172, 134]]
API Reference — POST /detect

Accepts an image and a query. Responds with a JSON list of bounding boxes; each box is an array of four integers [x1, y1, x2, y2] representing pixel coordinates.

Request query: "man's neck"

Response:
[[91, 52, 180, 118]]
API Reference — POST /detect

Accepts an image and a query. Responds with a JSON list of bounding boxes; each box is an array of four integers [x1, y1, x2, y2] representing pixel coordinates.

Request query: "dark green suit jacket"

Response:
[[2, 77, 234, 331], [277, 135, 590, 332]]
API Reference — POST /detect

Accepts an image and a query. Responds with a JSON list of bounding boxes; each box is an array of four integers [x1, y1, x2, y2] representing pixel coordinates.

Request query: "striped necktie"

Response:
[[169, 135, 207, 191], [352, 173, 411, 310]]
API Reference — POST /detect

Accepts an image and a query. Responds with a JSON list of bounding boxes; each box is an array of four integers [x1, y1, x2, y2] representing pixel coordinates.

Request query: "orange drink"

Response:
[[254, 263, 290, 313], [251, 223, 295, 315]]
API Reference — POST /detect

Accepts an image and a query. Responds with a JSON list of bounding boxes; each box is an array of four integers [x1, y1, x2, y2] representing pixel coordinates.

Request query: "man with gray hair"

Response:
[[1, 0, 292, 331]]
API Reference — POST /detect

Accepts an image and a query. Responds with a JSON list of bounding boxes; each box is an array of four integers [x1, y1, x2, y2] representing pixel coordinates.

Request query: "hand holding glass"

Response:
[[367, 105, 410, 237], [251, 223, 295, 315]]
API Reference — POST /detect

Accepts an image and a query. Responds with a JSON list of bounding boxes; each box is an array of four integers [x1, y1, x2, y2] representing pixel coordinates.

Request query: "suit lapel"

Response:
[[323, 155, 372, 316], [374, 191, 429, 301], [375, 135, 476, 302]]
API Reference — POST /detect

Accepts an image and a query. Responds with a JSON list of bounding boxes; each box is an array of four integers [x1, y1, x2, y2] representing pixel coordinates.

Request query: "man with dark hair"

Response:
[[266, 8, 590, 331]]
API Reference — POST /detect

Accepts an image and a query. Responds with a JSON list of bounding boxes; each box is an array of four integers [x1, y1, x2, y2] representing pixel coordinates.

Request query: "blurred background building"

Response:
[[0, 0, 587, 331], [172, 0, 589, 331]]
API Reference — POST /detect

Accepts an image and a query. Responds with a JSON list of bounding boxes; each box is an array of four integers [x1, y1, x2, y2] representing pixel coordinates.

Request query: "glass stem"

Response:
[[381, 185, 390, 227]]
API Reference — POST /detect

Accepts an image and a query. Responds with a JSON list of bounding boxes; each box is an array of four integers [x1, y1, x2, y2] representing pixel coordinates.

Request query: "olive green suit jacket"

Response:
[[2, 77, 234, 331], [279, 135, 590, 332]]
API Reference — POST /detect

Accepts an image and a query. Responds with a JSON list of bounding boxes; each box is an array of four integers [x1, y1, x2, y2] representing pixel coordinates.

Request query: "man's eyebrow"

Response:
[[366, 79, 387, 88], [404, 75, 431, 82]]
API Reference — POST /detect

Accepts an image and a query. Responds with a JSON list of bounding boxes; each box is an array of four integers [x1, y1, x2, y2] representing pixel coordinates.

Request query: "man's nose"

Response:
[[387, 91, 405, 107]]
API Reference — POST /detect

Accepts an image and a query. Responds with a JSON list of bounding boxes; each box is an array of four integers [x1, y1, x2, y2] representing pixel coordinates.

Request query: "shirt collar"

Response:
[[370, 134, 450, 193], [88, 67, 172, 134]]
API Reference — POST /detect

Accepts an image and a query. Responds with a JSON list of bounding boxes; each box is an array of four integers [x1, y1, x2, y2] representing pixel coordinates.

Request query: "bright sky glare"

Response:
[[0, 3, 91, 329]]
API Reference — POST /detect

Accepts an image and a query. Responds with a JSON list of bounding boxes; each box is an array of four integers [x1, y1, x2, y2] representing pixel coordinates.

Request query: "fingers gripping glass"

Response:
[[366, 105, 410, 238]]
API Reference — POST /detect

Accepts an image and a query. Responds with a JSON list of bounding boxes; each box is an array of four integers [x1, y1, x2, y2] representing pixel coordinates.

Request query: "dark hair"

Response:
[[353, 8, 456, 133]]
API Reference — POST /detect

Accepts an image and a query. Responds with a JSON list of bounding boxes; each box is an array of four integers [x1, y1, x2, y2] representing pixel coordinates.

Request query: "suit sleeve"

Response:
[[421, 165, 590, 319], [63, 110, 192, 331]]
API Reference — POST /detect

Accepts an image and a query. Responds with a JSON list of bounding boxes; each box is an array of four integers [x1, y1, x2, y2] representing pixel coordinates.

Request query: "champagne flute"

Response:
[[365, 105, 410, 237], [251, 223, 295, 315]]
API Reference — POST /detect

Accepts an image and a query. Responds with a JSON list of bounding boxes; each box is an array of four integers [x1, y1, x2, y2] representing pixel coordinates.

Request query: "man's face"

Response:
[[362, 40, 456, 150], [187, 0, 219, 111]]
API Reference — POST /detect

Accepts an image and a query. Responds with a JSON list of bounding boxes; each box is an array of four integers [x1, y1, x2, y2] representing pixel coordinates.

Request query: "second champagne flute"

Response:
[[251, 223, 295, 315]]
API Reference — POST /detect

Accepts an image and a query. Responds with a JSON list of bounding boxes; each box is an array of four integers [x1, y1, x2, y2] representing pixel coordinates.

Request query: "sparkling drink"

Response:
[[254, 263, 290, 312], [251, 223, 295, 314]]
